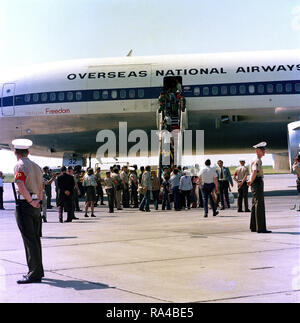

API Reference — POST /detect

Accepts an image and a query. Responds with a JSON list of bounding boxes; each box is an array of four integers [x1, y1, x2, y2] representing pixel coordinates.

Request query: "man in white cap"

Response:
[[247, 142, 271, 233], [233, 159, 250, 212], [12, 139, 45, 283]]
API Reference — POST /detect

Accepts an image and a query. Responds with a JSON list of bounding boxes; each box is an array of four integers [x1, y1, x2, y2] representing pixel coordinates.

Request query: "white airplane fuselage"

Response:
[[1, 50, 300, 157]]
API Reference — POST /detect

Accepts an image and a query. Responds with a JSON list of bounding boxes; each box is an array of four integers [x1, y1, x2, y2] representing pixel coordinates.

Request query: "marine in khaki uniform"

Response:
[[12, 139, 45, 284], [247, 142, 272, 233], [104, 171, 115, 213], [233, 159, 250, 212]]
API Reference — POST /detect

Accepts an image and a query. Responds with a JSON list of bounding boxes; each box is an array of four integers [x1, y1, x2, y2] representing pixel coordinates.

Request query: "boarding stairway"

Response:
[[156, 103, 188, 179]]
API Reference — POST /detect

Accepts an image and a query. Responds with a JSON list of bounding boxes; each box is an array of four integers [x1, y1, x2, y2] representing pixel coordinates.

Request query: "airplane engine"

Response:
[[288, 121, 300, 170]]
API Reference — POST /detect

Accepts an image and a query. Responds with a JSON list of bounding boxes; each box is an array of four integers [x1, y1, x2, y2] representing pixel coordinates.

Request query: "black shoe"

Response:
[[220, 206, 225, 210], [84, 214, 89, 217], [145, 210, 151, 212], [0, 207, 5, 210], [204, 213, 208, 218], [64, 219, 72, 223], [91, 214, 96, 217], [72, 216, 79, 220], [76, 209, 82, 212], [245, 209, 251, 212], [17, 277, 42, 284], [213, 211, 219, 216], [101, 203, 106, 205], [42, 216, 47, 223], [237, 210, 243, 213], [257, 230, 272, 233], [59, 217, 63, 223]]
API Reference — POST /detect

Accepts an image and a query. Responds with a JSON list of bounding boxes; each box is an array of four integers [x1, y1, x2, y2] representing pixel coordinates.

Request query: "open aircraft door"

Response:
[[1, 83, 15, 116]]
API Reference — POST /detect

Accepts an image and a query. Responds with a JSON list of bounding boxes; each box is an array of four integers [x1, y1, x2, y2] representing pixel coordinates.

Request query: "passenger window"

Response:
[[50, 93, 56, 102], [58, 92, 65, 101], [111, 90, 118, 99], [120, 90, 126, 99], [194, 87, 200, 96], [15, 96, 22, 104], [267, 84, 274, 93], [24, 94, 31, 103], [239, 85, 246, 94], [41, 93, 47, 102], [129, 89, 135, 98], [67, 92, 74, 101], [257, 84, 264, 94], [93, 91, 100, 100], [285, 83, 292, 92], [76, 91, 82, 100], [33, 93, 39, 103], [230, 85, 237, 95], [102, 91, 108, 99], [295, 83, 300, 92], [138, 89, 144, 98], [212, 86, 218, 95], [248, 85, 255, 94], [276, 84, 283, 93], [221, 86, 228, 95], [203, 87, 209, 96]]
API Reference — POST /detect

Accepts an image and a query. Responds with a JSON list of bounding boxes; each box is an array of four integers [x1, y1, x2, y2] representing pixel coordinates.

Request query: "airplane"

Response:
[[1, 49, 300, 169]]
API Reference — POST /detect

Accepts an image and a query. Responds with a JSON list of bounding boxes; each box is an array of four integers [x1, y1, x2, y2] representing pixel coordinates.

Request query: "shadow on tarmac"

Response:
[[271, 232, 300, 235], [41, 278, 112, 291], [42, 236, 78, 240]]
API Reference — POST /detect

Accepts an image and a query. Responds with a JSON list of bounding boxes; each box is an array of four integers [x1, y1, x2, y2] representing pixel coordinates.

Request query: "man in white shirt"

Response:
[[198, 159, 219, 217], [0, 171, 4, 210], [179, 170, 193, 209]]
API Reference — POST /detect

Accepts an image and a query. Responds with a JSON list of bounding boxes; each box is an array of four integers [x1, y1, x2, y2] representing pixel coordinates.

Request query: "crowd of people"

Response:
[[3, 151, 300, 224], [31, 158, 253, 223], [158, 79, 186, 129]]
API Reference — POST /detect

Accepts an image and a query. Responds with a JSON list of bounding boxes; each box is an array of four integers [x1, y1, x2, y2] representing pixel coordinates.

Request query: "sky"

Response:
[[0, 0, 300, 172]]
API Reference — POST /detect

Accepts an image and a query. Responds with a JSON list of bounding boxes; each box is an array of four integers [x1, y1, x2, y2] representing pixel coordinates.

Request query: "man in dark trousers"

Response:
[[216, 160, 233, 209], [12, 139, 44, 284], [57, 166, 76, 223], [0, 171, 4, 210], [247, 142, 272, 233]]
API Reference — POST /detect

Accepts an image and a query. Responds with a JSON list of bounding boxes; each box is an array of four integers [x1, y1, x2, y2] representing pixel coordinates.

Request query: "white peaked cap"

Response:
[[253, 141, 267, 149], [12, 139, 33, 150]]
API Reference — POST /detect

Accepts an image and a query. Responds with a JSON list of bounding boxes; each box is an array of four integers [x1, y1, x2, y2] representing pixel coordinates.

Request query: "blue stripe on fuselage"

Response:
[[1, 79, 300, 107]]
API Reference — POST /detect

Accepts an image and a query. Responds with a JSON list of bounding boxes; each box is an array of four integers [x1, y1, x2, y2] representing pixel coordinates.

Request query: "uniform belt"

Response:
[[17, 194, 38, 200]]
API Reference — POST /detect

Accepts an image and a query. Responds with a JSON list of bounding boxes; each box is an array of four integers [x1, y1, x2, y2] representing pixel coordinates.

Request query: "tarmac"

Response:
[[0, 174, 300, 303]]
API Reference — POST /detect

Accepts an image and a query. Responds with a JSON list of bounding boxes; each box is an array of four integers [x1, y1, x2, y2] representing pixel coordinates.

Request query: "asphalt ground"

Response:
[[0, 174, 299, 303]]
